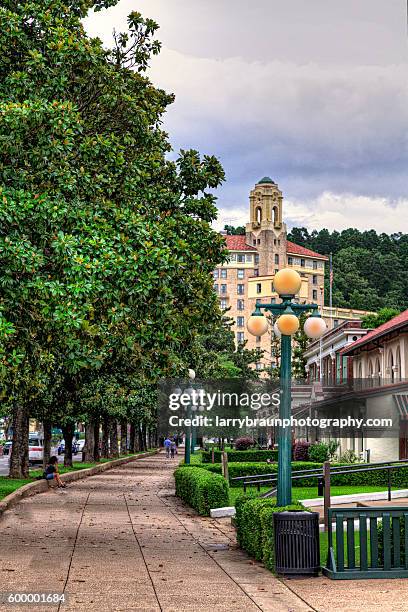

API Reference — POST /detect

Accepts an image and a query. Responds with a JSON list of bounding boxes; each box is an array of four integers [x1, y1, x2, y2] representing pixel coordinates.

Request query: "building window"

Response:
[[213, 270, 219, 279], [254, 254, 260, 264], [220, 269, 227, 279], [253, 269, 259, 277], [256, 362, 262, 370], [274, 239, 277, 245], [334, 319, 339, 327], [237, 269, 245, 279], [220, 299, 227, 309], [257, 239, 261, 245], [237, 299, 245, 310], [220, 284, 227, 294], [312, 289, 317, 301], [275, 254, 279, 264], [237, 254, 245, 263], [288, 256, 293, 265], [256, 283, 262, 294], [300, 258, 305, 267], [253, 240, 256, 246], [278, 240, 280, 245], [213, 284, 219, 293], [237, 332, 245, 344], [246, 254, 253, 262], [237, 316, 244, 328], [312, 275, 317, 284], [313, 260, 318, 270], [237, 284, 245, 295]]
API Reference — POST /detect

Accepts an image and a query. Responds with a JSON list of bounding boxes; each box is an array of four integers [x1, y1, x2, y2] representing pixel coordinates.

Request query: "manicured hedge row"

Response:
[[174, 467, 229, 516], [190, 461, 408, 490], [201, 449, 279, 463], [235, 494, 305, 571]]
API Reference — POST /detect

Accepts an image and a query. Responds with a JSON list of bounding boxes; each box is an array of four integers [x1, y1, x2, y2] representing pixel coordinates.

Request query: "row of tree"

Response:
[[0, 1, 262, 478]]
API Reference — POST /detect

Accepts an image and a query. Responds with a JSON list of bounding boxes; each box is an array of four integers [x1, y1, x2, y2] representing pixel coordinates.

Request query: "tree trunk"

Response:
[[101, 416, 109, 458], [129, 422, 136, 453], [120, 419, 127, 456], [138, 426, 144, 452], [62, 422, 74, 467], [9, 404, 29, 478], [93, 418, 100, 462], [109, 418, 119, 458], [83, 421, 95, 462], [42, 419, 52, 469]]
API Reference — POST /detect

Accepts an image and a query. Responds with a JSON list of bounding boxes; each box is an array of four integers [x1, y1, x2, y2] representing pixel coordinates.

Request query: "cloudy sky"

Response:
[[84, 1, 408, 233]]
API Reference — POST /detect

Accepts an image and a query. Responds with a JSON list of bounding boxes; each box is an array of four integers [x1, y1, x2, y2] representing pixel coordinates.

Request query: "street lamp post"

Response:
[[184, 369, 196, 465], [247, 269, 326, 506]]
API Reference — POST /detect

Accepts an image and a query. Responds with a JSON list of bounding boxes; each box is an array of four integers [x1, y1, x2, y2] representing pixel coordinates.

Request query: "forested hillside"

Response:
[[288, 228, 408, 311]]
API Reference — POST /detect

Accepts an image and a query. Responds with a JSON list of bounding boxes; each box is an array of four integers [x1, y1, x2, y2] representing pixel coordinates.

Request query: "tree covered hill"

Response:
[[287, 228, 408, 311], [224, 225, 408, 311]]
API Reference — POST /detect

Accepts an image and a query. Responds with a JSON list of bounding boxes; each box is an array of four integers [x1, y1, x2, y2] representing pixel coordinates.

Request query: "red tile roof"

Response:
[[342, 309, 408, 356], [287, 241, 328, 260], [223, 235, 257, 251], [222, 234, 328, 260]]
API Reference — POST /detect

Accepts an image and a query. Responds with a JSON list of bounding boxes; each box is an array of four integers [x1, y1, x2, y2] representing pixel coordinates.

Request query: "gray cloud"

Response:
[[84, 0, 408, 232]]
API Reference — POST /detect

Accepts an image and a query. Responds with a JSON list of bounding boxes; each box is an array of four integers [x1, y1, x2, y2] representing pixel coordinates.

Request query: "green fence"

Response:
[[323, 507, 408, 579]]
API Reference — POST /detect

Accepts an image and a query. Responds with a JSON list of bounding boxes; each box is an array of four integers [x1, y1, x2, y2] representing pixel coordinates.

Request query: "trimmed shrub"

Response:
[[235, 495, 305, 570], [309, 442, 330, 463], [293, 441, 310, 462], [235, 437, 253, 450], [181, 461, 408, 490], [378, 519, 406, 566], [174, 466, 229, 516], [201, 449, 278, 464]]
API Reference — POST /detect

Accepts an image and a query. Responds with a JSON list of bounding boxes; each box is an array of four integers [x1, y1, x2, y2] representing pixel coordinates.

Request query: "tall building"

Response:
[[214, 177, 372, 369]]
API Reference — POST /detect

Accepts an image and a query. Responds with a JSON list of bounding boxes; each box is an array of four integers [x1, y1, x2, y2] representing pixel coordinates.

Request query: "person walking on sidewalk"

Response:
[[170, 439, 177, 459], [164, 436, 171, 458]]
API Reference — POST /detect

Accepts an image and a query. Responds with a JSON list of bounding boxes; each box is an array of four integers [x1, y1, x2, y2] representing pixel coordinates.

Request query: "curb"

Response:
[[0, 450, 158, 516]]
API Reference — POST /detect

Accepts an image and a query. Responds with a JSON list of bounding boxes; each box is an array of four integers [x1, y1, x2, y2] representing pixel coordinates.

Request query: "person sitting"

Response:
[[44, 456, 66, 488]]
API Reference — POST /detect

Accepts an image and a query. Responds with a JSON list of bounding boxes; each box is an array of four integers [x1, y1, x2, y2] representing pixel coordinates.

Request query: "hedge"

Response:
[[235, 494, 305, 571], [189, 461, 408, 490], [174, 467, 229, 516], [202, 449, 278, 463]]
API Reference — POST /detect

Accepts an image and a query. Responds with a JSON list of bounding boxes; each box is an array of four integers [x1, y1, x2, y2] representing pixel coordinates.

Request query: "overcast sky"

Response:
[[84, 1, 408, 233]]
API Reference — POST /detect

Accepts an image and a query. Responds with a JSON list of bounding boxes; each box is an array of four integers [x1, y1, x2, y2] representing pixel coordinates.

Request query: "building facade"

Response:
[[214, 177, 372, 369]]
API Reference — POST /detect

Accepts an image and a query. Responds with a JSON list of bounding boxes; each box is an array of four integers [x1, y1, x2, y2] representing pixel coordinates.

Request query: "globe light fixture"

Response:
[[247, 309, 269, 336], [276, 313, 300, 335], [304, 315, 327, 339], [273, 268, 302, 296]]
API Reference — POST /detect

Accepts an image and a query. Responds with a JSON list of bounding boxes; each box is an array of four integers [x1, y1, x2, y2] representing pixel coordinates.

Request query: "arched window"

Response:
[[367, 360, 373, 386], [256, 207, 262, 224], [273, 206, 278, 225]]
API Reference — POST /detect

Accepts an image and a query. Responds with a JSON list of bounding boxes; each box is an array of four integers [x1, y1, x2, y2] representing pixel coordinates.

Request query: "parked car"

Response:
[[76, 439, 85, 453], [3, 441, 12, 455], [28, 436, 44, 464], [57, 440, 80, 455]]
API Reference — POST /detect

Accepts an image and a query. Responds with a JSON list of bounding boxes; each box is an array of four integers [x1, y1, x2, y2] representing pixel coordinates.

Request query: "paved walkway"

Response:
[[0, 454, 311, 612]]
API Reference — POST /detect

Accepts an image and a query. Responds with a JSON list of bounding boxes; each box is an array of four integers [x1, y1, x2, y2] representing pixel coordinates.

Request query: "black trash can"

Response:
[[273, 511, 320, 576]]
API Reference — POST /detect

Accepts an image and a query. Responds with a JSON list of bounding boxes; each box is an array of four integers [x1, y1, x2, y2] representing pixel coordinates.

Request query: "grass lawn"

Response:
[[0, 452, 150, 501], [229, 484, 389, 506]]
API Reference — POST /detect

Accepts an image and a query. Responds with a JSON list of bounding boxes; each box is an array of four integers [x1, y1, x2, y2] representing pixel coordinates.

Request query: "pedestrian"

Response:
[[43, 456, 66, 488], [170, 439, 176, 459], [164, 436, 171, 458]]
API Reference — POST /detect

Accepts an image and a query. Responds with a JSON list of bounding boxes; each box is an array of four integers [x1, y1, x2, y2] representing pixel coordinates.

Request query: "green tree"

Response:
[[361, 308, 401, 330], [0, 1, 226, 476]]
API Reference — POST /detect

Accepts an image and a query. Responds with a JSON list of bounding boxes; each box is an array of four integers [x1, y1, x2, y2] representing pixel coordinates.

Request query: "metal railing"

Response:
[[323, 507, 408, 579]]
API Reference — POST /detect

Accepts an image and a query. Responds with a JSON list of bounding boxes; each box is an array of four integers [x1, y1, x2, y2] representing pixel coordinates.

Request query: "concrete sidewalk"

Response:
[[0, 454, 311, 612]]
